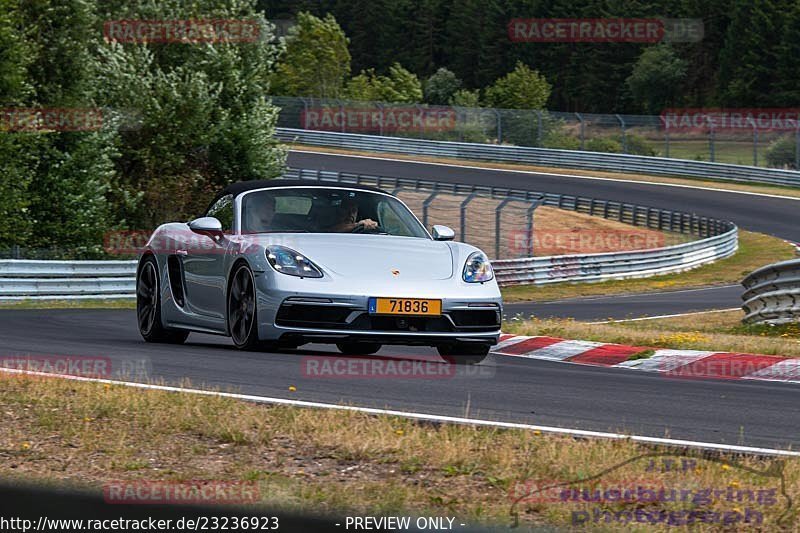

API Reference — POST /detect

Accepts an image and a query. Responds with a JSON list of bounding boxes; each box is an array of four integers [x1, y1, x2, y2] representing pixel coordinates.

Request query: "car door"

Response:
[[182, 194, 235, 319]]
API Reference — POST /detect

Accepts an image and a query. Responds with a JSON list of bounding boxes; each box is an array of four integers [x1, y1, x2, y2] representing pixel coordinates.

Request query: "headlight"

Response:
[[266, 246, 323, 278], [463, 251, 493, 283]]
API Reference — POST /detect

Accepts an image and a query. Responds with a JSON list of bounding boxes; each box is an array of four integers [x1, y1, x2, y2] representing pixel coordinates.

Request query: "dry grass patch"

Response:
[[0, 374, 798, 530], [396, 190, 687, 259], [505, 311, 800, 357]]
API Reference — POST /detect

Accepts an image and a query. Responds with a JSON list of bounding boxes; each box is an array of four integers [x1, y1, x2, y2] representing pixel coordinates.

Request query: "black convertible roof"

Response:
[[219, 179, 386, 198]]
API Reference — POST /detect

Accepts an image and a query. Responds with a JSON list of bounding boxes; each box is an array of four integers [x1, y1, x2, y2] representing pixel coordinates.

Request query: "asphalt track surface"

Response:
[[504, 285, 742, 322], [3, 309, 800, 450]]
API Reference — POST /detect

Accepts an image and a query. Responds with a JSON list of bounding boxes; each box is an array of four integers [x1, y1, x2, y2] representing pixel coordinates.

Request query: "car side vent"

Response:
[[167, 255, 185, 307]]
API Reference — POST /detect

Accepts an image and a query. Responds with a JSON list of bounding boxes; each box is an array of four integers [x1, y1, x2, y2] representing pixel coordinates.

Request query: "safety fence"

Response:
[[273, 95, 800, 170], [742, 259, 800, 325]]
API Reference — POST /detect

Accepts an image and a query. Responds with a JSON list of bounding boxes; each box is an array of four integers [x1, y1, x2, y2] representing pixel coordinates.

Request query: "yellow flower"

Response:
[[721, 464, 730, 471], [21, 442, 30, 450], [288, 385, 297, 392], [395, 429, 405, 436], [729, 480, 740, 489], [533, 430, 542, 436], [103, 384, 111, 391]]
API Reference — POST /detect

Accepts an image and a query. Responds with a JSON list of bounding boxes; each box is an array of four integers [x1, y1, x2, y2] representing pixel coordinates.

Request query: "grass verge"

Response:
[[0, 298, 135, 310], [501, 230, 795, 302], [505, 310, 800, 357], [289, 144, 800, 200], [0, 374, 797, 530]]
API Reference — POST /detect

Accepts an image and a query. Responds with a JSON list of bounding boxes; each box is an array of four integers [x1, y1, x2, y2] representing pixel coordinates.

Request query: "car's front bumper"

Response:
[[254, 272, 502, 346]]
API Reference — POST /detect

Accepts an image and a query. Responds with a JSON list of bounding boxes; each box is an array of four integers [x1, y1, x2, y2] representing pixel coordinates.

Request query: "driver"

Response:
[[327, 198, 378, 232]]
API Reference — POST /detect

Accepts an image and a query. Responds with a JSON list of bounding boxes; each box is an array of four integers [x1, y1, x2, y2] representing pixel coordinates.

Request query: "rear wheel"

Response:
[[228, 263, 260, 350], [336, 342, 382, 355], [437, 343, 490, 365], [137, 256, 189, 344]]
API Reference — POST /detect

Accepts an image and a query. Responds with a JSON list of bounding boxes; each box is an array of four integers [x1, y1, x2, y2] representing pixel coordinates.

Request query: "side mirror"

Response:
[[188, 216, 223, 235], [432, 225, 455, 241]]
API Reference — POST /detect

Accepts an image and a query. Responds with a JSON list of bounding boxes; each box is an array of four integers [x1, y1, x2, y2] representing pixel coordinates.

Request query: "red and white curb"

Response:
[[494, 334, 800, 383]]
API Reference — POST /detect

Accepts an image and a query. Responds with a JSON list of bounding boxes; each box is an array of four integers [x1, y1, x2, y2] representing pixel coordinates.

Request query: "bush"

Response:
[[621, 133, 657, 156], [542, 132, 580, 150], [424, 68, 461, 105], [765, 135, 798, 169], [585, 137, 623, 153]]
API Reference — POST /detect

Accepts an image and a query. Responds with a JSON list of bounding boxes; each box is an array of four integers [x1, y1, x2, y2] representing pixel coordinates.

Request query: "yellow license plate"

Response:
[[370, 298, 442, 316]]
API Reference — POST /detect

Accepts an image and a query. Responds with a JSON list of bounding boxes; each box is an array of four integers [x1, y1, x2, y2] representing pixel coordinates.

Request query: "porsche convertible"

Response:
[[136, 180, 502, 363]]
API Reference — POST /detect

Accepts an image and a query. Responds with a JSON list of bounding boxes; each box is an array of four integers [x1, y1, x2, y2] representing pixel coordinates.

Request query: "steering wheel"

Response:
[[351, 222, 386, 234]]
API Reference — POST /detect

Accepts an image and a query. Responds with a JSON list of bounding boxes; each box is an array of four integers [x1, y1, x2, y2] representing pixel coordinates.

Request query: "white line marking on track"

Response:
[[291, 149, 800, 202], [2, 365, 797, 457], [587, 308, 742, 324]]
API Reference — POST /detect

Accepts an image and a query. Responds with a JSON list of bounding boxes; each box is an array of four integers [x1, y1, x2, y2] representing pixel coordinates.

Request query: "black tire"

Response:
[[228, 263, 261, 350], [137, 255, 189, 344], [437, 343, 490, 365], [336, 342, 382, 355]]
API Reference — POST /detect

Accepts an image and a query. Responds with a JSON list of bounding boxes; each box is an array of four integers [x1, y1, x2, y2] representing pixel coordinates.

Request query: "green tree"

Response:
[[626, 46, 688, 114], [423, 67, 461, 105], [93, 0, 286, 227], [774, 1, 800, 104], [717, 0, 790, 106], [483, 62, 551, 110], [271, 11, 350, 98], [346, 63, 423, 103], [449, 88, 480, 107]]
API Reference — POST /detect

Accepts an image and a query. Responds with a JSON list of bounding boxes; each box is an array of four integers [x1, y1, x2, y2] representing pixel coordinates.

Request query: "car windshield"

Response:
[[240, 187, 429, 238]]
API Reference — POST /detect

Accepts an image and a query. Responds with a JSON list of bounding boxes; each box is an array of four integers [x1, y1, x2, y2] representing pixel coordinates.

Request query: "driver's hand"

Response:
[[359, 218, 378, 230]]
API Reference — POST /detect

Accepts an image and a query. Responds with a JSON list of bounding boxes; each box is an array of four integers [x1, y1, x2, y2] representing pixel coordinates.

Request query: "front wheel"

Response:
[[228, 263, 260, 350], [137, 256, 189, 344], [437, 343, 490, 365]]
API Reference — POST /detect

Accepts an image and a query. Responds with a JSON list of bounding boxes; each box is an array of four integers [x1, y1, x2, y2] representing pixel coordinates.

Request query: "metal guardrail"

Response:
[[0, 260, 136, 299], [0, 170, 738, 298], [277, 128, 800, 188], [742, 259, 800, 324], [284, 168, 738, 286]]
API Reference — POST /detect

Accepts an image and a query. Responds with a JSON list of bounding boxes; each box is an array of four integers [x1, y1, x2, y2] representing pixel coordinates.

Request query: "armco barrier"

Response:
[[0, 260, 136, 299], [283, 168, 738, 286], [0, 171, 738, 299], [277, 128, 800, 188], [742, 259, 800, 324]]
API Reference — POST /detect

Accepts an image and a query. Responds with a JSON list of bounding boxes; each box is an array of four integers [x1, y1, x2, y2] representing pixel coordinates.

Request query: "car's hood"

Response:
[[258, 234, 454, 280]]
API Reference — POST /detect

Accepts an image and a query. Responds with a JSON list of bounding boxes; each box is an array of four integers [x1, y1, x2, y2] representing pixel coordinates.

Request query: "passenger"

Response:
[[244, 195, 276, 233]]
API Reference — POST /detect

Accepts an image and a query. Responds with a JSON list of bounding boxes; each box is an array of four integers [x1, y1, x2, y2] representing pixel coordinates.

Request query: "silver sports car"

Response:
[[136, 180, 502, 363]]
